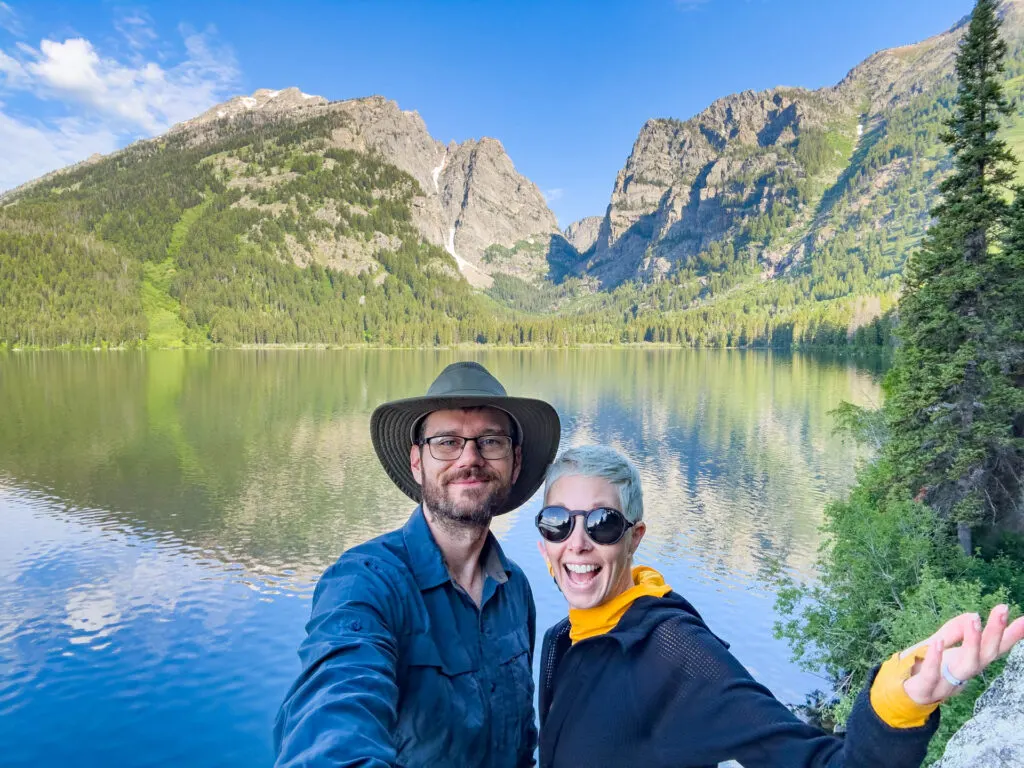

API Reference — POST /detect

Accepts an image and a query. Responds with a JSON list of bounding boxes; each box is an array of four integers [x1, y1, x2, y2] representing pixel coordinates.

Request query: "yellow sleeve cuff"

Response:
[[869, 650, 940, 729]]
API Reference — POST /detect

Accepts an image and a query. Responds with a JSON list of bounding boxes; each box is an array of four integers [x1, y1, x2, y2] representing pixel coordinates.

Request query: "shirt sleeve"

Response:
[[273, 556, 403, 768], [643, 615, 938, 768], [869, 650, 940, 728], [518, 582, 539, 768]]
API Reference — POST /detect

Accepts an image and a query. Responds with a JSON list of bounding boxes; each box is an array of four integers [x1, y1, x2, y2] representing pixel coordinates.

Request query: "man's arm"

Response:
[[518, 584, 538, 768], [274, 557, 403, 768], [646, 615, 937, 768]]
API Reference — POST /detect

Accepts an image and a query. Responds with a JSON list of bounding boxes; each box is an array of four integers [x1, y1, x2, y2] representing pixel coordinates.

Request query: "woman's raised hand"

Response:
[[901, 604, 1024, 705]]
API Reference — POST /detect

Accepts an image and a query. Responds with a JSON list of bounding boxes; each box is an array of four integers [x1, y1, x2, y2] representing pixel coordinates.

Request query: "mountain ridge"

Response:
[[4, 1, 1024, 348]]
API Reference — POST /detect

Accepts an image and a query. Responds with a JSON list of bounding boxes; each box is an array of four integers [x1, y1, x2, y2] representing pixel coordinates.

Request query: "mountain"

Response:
[[0, 87, 573, 347], [571, 0, 1024, 292], [172, 88, 560, 288], [4, 2, 1024, 349]]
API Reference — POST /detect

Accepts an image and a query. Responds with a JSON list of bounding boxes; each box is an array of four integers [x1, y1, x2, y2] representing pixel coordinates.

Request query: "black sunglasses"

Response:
[[535, 505, 635, 546]]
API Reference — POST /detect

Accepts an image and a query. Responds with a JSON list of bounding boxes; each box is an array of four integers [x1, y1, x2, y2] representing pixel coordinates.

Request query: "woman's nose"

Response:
[[566, 519, 592, 551]]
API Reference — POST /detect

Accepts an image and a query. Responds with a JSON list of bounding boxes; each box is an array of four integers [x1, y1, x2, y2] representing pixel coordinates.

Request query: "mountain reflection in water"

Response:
[[0, 349, 882, 768]]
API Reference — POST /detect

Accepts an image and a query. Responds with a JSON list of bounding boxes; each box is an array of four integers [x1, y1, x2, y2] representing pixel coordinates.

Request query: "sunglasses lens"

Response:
[[586, 507, 628, 545], [536, 507, 573, 542]]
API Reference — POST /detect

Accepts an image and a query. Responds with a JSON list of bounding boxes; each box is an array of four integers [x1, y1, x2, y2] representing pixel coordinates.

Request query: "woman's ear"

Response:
[[536, 540, 554, 576], [629, 521, 647, 556]]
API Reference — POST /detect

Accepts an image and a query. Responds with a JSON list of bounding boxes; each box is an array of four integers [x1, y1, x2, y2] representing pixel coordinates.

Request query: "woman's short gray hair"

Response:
[[543, 445, 644, 523]]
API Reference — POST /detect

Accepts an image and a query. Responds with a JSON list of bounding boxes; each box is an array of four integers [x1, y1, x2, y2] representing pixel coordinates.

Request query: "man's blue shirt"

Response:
[[274, 507, 537, 768]]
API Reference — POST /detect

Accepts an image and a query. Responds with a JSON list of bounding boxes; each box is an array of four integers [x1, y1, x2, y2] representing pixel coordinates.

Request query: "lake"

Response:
[[0, 349, 883, 767]]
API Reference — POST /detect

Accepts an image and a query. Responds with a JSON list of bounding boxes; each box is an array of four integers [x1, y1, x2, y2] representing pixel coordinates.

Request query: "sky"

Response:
[[0, 0, 977, 226]]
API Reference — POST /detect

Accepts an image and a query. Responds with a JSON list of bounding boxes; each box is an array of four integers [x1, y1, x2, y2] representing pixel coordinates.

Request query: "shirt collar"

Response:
[[403, 506, 512, 591]]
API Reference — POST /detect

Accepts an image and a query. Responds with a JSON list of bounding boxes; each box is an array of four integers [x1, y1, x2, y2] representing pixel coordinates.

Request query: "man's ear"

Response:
[[410, 443, 423, 486], [511, 445, 522, 484]]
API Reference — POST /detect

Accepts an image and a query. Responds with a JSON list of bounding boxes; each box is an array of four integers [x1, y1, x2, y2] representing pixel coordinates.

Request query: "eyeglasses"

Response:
[[418, 434, 514, 461], [535, 505, 635, 546]]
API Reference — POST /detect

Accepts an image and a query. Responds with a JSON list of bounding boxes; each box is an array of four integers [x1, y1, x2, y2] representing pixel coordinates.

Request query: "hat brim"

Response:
[[370, 395, 561, 514]]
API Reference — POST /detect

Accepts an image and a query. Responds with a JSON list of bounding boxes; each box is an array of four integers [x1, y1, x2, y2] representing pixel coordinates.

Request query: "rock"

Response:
[[174, 87, 328, 131], [438, 138, 559, 269], [563, 216, 603, 254], [168, 90, 560, 285], [934, 642, 1024, 768], [582, 0, 1024, 289]]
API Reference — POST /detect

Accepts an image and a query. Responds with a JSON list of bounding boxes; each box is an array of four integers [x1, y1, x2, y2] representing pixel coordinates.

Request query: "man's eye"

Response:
[[435, 438, 461, 448], [478, 437, 502, 448]]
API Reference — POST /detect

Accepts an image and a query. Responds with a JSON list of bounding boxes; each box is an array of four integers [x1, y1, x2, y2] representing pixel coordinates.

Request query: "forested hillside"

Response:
[[4, 3, 1024, 349]]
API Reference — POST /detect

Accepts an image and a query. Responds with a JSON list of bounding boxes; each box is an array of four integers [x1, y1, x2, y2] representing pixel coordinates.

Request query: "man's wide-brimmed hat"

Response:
[[370, 361, 560, 514]]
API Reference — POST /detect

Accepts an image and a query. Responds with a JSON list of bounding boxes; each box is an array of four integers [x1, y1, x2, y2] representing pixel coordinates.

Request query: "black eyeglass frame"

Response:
[[534, 505, 636, 546], [417, 433, 515, 461]]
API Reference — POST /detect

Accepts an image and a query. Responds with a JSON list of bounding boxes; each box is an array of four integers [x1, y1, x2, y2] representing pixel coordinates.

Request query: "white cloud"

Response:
[[0, 49, 26, 86], [0, 2, 23, 37], [115, 12, 158, 52], [20, 30, 238, 133], [543, 187, 564, 203], [0, 24, 239, 192], [0, 110, 118, 191]]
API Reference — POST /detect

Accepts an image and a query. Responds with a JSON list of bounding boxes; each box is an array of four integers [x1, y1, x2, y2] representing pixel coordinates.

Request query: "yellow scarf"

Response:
[[568, 566, 672, 643]]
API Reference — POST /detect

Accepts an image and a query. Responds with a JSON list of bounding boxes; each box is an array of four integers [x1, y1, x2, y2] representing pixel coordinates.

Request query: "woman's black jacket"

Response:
[[537, 592, 939, 768]]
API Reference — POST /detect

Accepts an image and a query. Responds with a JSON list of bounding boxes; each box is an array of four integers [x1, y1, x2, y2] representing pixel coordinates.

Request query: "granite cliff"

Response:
[[569, 0, 1024, 288]]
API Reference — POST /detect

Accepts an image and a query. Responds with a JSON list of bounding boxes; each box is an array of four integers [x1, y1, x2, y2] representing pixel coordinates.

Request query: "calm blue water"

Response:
[[0, 350, 882, 767]]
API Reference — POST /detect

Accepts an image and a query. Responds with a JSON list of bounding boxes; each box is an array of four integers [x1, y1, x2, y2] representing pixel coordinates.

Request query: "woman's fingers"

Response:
[[933, 612, 974, 648], [899, 609, 1024, 706], [999, 615, 1024, 656], [905, 636, 946, 704], [952, 612, 983, 679], [979, 605, 1007, 665]]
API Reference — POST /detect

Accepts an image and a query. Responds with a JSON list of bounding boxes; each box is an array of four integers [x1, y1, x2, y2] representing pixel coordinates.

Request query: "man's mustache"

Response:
[[443, 468, 498, 484]]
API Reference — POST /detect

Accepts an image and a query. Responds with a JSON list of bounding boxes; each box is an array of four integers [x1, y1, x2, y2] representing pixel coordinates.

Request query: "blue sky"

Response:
[[1, 0, 975, 225]]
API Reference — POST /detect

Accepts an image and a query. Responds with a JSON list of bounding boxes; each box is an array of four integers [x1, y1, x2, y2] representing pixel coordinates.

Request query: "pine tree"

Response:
[[886, 0, 1023, 552]]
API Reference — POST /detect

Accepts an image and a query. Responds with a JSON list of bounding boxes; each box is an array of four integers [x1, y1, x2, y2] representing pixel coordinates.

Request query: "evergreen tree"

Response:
[[885, 0, 1023, 552]]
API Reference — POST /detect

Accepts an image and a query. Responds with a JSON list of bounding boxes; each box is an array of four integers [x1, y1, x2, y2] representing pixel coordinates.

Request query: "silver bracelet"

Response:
[[941, 661, 966, 687]]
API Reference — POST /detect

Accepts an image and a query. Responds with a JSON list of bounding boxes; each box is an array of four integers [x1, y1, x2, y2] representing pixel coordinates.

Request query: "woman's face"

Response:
[[538, 474, 645, 610]]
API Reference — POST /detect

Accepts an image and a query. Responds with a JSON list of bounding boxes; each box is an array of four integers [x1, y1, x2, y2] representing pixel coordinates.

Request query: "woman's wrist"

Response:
[[869, 651, 940, 729]]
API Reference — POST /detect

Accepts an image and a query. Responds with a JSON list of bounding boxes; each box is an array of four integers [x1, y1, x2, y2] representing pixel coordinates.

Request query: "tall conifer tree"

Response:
[[886, 0, 1023, 552]]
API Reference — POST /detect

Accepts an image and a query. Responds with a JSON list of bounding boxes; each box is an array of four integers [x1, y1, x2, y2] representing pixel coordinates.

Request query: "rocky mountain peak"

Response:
[[564, 216, 603, 254], [173, 87, 328, 132], [162, 89, 560, 287]]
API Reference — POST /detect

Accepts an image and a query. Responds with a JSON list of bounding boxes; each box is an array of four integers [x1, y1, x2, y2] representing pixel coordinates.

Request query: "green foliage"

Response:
[[882, 571, 1012, 764], [830, 400, 888, 451], [778, 7, 1024, 763], [775, 463, 1021, 762], [885, 0, 1024, 533]]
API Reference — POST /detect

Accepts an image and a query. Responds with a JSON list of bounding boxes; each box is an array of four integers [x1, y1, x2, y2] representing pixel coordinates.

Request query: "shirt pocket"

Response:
[[396, 634, 483, 762], [493, 626, 534, 751]]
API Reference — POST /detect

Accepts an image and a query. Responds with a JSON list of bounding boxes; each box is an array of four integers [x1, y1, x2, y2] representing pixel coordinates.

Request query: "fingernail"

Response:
[[973, 614, 982, 631]]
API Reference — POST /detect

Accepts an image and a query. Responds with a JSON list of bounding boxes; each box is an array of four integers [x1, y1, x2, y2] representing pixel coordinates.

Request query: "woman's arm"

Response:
[[647, 605, 1023, 768], [644, 615, 934, 768]]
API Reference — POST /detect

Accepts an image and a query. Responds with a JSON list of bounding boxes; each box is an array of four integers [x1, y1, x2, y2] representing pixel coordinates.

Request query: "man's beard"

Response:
[[421, 467, 512, 529]]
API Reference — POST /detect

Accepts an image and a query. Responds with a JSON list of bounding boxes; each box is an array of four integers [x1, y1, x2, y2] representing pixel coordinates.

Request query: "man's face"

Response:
[[410, 407, 522, 528]]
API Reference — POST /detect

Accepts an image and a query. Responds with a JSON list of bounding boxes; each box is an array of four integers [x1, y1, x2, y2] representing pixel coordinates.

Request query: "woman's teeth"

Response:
[[565, 563, 599, 574]]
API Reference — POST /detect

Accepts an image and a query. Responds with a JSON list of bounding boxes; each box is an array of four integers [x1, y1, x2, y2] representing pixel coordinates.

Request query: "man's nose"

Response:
[[456, 439, 487, 467]]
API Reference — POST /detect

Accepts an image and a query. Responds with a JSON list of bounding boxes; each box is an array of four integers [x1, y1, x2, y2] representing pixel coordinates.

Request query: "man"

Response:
[[274, 361, 560, 768]]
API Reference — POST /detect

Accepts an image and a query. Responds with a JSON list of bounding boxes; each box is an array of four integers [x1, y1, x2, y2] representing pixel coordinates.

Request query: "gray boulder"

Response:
[[934, 641, 1024, 768]]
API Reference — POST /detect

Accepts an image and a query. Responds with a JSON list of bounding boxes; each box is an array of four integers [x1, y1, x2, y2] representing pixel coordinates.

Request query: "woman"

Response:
[[535, 446, 1024, 768]]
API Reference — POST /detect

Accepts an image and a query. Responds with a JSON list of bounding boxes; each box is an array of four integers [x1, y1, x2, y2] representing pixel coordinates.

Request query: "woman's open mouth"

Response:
[[564, 563, 601, 587]]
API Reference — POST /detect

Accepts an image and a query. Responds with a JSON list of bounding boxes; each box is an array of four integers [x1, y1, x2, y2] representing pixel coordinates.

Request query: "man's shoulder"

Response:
[[315, 525, 415, 600]]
